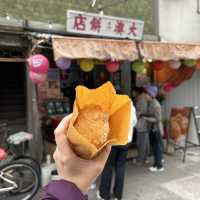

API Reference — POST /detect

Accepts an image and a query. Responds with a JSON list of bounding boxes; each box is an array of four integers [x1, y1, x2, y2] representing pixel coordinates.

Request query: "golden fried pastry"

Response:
[[67, 82, 131, 160], [74, 105, 109, 148]]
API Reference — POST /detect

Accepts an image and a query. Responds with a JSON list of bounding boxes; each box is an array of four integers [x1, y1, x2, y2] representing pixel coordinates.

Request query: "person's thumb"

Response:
[[94, 145, 111, 167]]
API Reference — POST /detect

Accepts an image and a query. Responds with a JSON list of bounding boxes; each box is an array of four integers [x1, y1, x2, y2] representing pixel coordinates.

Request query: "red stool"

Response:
[[0, 148, 7, 160]]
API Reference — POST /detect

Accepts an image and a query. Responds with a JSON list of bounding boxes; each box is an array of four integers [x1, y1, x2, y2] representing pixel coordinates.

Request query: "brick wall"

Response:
[[0, 0, 154, 34]]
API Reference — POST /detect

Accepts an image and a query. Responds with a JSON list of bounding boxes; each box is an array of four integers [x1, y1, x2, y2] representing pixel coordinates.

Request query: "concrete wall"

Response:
[[159, 0, 200, 42], [164, 71, 200, 118], [0, 0, 154, 34], [158, 0, 200, 118]]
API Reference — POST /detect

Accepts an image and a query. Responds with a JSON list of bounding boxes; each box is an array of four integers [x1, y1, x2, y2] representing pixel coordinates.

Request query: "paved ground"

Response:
[[5, 148, 200, 200], [88, 149, 200, 200]]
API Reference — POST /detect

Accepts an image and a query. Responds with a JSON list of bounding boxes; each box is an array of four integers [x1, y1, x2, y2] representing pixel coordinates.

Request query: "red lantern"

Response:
[[197, 59, 200, 70], [151, 61, 166, 71], [106, 60, 120, 73], [0, 148, 7, 160], [163, 83, 175, 93]]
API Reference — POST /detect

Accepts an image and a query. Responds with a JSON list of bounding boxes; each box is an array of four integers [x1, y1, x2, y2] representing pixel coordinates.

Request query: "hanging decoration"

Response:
[[106, 60, 120, 73], [131, 60, 145, 73], [163, 83, 175, 93], [29, 71, 47, 84], [183, 59, 196, 67], [28, 54, 49, 74], [154, 65, 178, 84], [80, 59, 94, 72], [56, 57, 71, 71], [196, 59, 200, 70], [168, 60, 181, 70], [151, 60, 166, 71]]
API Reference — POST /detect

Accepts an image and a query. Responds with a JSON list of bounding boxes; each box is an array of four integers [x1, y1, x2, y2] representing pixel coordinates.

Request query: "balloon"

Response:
[[163, 83, 175, 93], [28, 54, 49, 74], [80, 59, 94, 72], [168, 60, 181, 70], [151, 61, 166, 71], [183, 59, 196, 67], [154, 65, 178, 83], [106, 60, 120, 73], [29, 71, 47, 84], [56, 58, 71, 70], [196, 59, 200, 70], [132, 60, 145, 73]]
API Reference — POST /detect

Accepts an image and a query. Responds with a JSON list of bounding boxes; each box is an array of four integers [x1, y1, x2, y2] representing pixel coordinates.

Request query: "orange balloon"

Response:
[[154, 64, 178, 84]]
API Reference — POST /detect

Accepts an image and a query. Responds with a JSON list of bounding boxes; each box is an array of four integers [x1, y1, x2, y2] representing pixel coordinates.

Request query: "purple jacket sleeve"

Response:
[[42, 180, 88, 200]]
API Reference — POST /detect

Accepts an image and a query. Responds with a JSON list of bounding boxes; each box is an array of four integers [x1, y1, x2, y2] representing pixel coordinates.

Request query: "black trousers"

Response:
[[149, 130, 163, 168], [99, 145, 128, 199]]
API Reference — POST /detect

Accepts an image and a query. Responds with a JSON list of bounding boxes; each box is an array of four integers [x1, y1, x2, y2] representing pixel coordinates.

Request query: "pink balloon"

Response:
[[29, 71, 47, 84], [168, 60, 181, 70], [106, 60, 120, 73], [163, 84, 174, 92], [28, 54, 49, 74]]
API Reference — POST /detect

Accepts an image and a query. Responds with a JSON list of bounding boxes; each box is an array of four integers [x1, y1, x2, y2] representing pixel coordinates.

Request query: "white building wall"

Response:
[[164, 71, 200, 117], [159, 0, 200, 43], [158, 0, 200, 118]]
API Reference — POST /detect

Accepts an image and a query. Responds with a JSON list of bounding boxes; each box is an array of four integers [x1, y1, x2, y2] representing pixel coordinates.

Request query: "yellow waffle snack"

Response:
[[67, 82, 131, 159]]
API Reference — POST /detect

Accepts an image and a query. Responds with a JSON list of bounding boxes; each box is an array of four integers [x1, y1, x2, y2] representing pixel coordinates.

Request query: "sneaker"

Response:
[[149, 166, 158, 172], [157, 167, 165, 172], [149, 166, 165, 172]]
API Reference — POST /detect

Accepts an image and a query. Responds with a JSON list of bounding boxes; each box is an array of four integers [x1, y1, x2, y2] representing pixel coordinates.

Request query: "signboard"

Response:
[[67, 10, 144, 40], [170, 107, 191, 146]]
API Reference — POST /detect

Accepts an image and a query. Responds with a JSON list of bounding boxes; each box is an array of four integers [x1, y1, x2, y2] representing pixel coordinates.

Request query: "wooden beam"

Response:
[[0, 57, 26, 62]]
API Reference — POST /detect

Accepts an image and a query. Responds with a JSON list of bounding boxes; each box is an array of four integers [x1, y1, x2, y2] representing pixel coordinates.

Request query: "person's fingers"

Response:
[[93, 145, 111, 167], [54, 114, 72, 153]]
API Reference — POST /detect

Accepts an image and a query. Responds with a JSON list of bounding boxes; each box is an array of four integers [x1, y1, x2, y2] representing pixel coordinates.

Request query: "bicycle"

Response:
[[0, 123, 40, 200]]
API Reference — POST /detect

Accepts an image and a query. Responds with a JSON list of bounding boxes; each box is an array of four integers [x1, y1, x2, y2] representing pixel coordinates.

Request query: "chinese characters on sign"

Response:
[[67, 10, 144, 40]]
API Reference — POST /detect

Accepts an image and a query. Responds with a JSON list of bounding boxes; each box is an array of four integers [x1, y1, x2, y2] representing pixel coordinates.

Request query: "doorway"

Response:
[[0, 62, 27, 133]]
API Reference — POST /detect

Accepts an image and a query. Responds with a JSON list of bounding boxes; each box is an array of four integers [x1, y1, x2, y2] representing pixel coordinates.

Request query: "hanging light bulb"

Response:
[[6, 13, 10, 21], [147, 59, 153, 63], [48, 21, 53, 29]]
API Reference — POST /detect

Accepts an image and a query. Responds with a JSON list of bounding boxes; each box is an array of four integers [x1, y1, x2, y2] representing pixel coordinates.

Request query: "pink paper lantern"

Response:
[[28, 54, 49, 74], [29, 71, 47, 84], [106, 60, 120, 73], [163, 83, 174, 93], [168, 60, 181, 70]]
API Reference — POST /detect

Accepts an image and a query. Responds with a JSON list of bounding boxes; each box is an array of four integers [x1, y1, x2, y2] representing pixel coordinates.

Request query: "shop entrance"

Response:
[[0, 62, 27, 133]]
